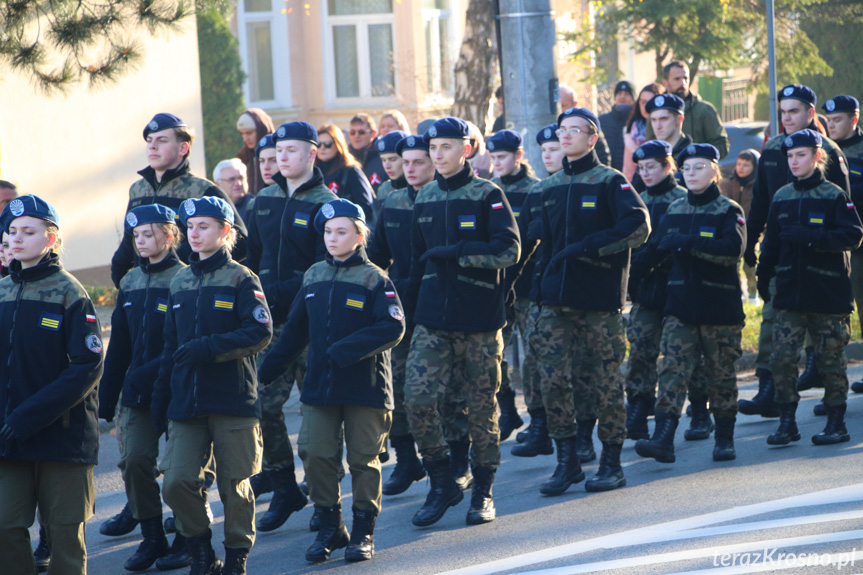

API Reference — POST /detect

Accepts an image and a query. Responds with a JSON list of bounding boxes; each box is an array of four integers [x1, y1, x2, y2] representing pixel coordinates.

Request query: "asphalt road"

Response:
[[57, 364, 863, 575]]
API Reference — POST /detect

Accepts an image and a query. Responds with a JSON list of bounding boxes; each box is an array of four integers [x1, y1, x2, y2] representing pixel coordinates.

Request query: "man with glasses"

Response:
[[214, 158, 254, 222], [531, 107, 649, 496], [348, 113, 388, 194]]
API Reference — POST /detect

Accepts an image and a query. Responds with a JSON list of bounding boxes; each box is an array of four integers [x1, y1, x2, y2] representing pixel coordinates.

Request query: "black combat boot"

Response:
[[510, 408, 554, 457], [852, 380, 863, 394], [187, 528, 222, 575], [34, 525, 49, 573], [767, 403, 801, 445], [256, 466, 308, 532], [223, 547, 249, 575], [345, 507, 377, 562], [814, 400, 826, 416], [684, 396, 714, 441], [516, 409, 537, 443], [382, 435, 426, 496], [540, 437, 585, 496], [412, 456, 464, 527], [309, 507, 322, 532], [155, 533, 192, 571], [497, 385, 524, 441], [635, 415, 678, 463], [738, 368, 780, 417], [100, 502, 139, 536], [124, 515, 169, 572], [712, 416, 736, 461], [249, 471, 273, 499], [305, 504, 350, 563], [465, 466, 496, 524], [575, 418, 597, 463], [448, 440, 473, 490], [163, 516, 176, 534], [585, 442, 626, 492], [626, 394, 653, 440], [812, 403, 851, 445], [797, 347, 822, 391]]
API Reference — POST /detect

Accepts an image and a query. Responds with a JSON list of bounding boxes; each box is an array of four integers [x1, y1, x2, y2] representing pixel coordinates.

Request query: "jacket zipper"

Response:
[[326, 265, 340, 400], [3, 281, 25, 420], [193, 272, 203, 414], [139, 271, 152, 405], [560, 173, 574, 302]]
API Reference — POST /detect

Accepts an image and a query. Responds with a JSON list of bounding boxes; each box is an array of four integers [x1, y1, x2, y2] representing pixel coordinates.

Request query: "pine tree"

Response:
[[0, 0, 192, 92]]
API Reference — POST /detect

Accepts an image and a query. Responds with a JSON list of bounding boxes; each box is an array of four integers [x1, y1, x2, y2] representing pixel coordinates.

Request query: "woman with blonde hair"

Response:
[[378, 110, 410, 136]]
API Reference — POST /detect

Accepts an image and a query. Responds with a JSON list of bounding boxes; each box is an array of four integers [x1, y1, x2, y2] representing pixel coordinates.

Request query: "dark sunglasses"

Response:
[[349, 129, 369, 136], [320, 141, 335, 149]]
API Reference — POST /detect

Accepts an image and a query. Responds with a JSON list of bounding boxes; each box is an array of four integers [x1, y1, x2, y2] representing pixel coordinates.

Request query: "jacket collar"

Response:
[[10, 252, 62, 284], [434, 163, 474, 192], [137, 156, 191, 190], [326, 246, 368, 268], [839, 127, 863, 149], [793, 169, 826, 191], [500, 165, 529, 186], [189, 246, 230, 277], [647, 174, 680, 197], [272, 167, 325, 197], [141, 250, 180, 275], [687, 182, 721, 206], [562, 150, 601, 176], [390, 175, 408, 190]]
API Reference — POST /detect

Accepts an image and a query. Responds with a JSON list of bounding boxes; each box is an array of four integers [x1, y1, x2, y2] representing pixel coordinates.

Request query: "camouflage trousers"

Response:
[[257, 323, 307, 472], [656, 315, 742, 419], [404, 325, 504, 467], [500, 299, 532, 398], [532, 306, 626, 444], [756, 277, 814, 371], [772, 310, 850, 406], [626, 305, 709, 401], [389, 327, 413, 438], [520, 302, 545, 410]]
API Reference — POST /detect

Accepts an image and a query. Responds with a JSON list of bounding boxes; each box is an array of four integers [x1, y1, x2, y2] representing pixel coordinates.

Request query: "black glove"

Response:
[[0, 423, 19, 442], [172, 339, 210, 367], [658, 233, 693, 252], [150, 400, 168, 436], [257, 357, 280, 387], [98, 403, 116, 423], [757, 275, 772, 303], [778, 224, 812, 245], [743, 244, 757, 268], [126, 367, 155, 406], [549, 242, 586, 266], [419, 244, 461, 264]]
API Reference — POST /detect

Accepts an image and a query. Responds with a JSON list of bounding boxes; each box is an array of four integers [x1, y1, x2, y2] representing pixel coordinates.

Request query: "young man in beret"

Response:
[[111, 113, 248, 288]]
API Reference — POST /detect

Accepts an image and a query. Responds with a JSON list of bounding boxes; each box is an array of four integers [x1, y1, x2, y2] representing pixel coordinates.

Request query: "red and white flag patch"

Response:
[[254, 290, 265, 299], [385, 291, 396, 298], [491, 202, 504, 210], [737, 216, 746, 225], [86, 314, 97, 323]]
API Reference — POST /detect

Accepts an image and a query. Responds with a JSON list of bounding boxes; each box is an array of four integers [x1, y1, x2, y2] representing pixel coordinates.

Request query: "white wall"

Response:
[[0, 17, 206, 272]]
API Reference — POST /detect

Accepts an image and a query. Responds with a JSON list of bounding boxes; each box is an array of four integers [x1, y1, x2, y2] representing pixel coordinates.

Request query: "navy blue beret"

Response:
[[633, 140, 674, 163], [376, 131, 408, 155], [179, 197, 235, 227], [125, 204, 177, 233], [256, 134, 276, 157], [314, 199, 366, 234], [781, 128, 822, 153], [779, 84, 817, 108], [535, 124, 559, 145], [677, 143, 720, 165], [423, 117, 470, 141], [143, 113, 186, 140], [557, 107, 601, 132], [822, 95, 860, 114], [1, 195, 60, 233], [274, 121, 318, 146], [646, 93, 685, 115], [487, 129, 523, 153], [396, 134, 430, 155], [614, 80, 635, 97]]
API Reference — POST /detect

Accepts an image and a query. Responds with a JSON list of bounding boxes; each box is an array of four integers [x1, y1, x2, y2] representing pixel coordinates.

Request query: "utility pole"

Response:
[[766, 0, 778, 136], [496, 0, 559, 177]]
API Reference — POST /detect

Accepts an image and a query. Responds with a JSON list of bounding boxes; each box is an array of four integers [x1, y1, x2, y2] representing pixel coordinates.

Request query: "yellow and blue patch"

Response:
[[512, 206, 521, 218], [699, 226, 715, 238], [345, 293, 366, 310], [156, 298, 169, 314], [293, 212, 310, 228], [581, 196, 597, 210], [808, 212, 824, 226], [459, 215, 476, 229], [213, 295, 235, 311], [39, 311, 62, 331]]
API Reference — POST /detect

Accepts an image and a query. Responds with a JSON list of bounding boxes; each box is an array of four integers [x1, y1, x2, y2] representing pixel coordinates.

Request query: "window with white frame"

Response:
[[423, 0, 454, 96], [324, 0, 396, 102], [236, 0, 291, 107]]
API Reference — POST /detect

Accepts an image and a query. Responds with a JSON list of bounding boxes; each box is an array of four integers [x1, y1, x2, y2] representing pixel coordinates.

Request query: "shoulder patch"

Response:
[[389, 304, 404, 321], [86, 334, 103, 354], [253, 305, 270, 324]]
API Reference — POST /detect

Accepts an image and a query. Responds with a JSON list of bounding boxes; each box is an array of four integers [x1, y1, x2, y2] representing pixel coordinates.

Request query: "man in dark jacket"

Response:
[[599, 80, 635, 171], [348, 113, 388, 193]]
